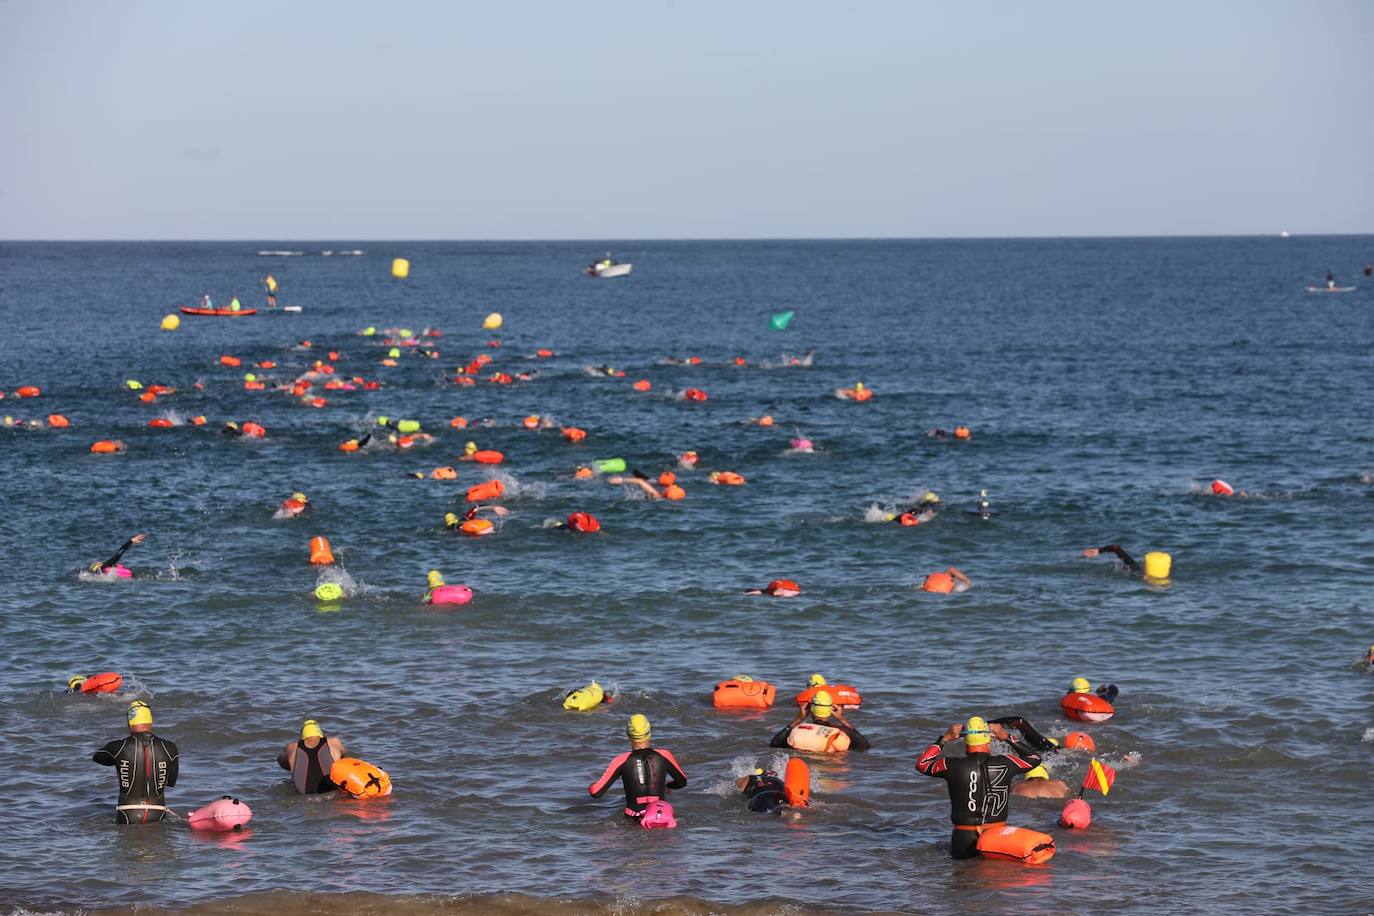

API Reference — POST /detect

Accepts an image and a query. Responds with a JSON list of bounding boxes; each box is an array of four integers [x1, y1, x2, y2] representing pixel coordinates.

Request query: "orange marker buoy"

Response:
[[632, 379, 651, 391], [15, 386, 41, 398], [89, 440, 125, 454], [46, 414, 70, 428], [219, 355, 241, 367], [308, 536, 335, 565], [466, 479, 505, 503]]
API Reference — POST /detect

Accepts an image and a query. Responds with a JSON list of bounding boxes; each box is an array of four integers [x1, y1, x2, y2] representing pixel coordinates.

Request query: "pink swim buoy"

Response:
[[426, 584, 473, 606], [639, 800, 676, 829], [1060, 798, 1092, 829], [187, 796, 253, 831], [789, 438, 813, 451], [106, 565, 133, 579]]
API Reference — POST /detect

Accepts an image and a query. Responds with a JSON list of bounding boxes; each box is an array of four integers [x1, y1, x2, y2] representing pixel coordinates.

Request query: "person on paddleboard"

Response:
[[915, 717, 1042, 859], [92, 701, 180, 824], [588, 714, 687, 820], [769, 690, 870, 751]]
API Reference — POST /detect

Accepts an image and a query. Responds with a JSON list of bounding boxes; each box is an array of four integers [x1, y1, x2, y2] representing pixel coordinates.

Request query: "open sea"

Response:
[[0, 237, 1370, 914]]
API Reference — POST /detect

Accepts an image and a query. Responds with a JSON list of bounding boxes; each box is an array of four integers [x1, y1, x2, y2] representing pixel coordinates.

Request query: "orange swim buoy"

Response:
[[574, 466, 594, 480], [975, 825, 1056, 864], [465, 479, 505, 503], [308, 397, 327, 408], [662, 484, 686, 500], [536, 348, 554, 358], [241, 422, 266, 438], [1061, 692, 1114, 723], [853, 387, 873, 402], [783, 757, 810, 807], [329, 758, 392, 799], [711, 471, 746, 486], [147, 418, 174, 429], [89, 440, 125, 454], [219, 355, 241, 367], [472, 450, 504, 465], [308, 536, 335, 565], [450, 416, 468, 428], [898, 513, 922, 527], [922, 572, 954, 593], [78, 671, 123, 694], [146, 385, 175, 396], [1211, 479, 1234, 496], [522, 415, 541, 429], [430, 466, 458, 480], [953, 426, 971, 440], [764, 579, 801, 597], [658, 471, 676, 487], [280, 498, 307, 515], [1063, 731, 1096, 752], [758, 415, 774, 427], [244, 381, 266, 391], [712, 678, 776, 709], [683, 388, 708, 401], [191, 416, 206, 426], [139, 391, 157, 403], [632, 379, 651, 391], [339, 439, 360, 452], [46, 414, 70, 428], [256, 360, 276, 369], [795, 684, 862, 709], [787, 723, 851, 753], [566, 512, 601, 533], [734, 356, 747, 366], [460, 518, 494, 537], [561, 427, 587, 443], [15, 386, 41, 398]]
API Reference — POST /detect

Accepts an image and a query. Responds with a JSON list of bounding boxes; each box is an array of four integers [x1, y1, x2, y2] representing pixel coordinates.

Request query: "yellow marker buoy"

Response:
[[391, 258, 410, 279], [483, 312, 503, 330], [1143, 551, 1172, 580], [160, 314, 180, 331]]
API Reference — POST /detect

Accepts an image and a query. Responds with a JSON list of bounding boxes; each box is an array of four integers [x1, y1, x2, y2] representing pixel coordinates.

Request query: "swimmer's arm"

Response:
[[948, 567, 971, 587], [163, 739, 179, 786], [92, 739, 123, 766], [100, 533, 146, 570], [329, 736, 346, 759], [841, 724, 871, 752], [276, 742, 294, 770], [769, 724, 794, 748], [658, 749, 687, 790], [588, 752, 628, 798], [734, 776, 750, 792], [1085, 544, 1140, 573]]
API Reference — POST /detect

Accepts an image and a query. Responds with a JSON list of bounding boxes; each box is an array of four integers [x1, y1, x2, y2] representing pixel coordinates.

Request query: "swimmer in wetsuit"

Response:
[[915, 716, 1041, 859], [736, 768, 789, 813], [588, 714, 687, 818], [1082, 543, 1141, 574], [89, 533, 146, 574], [92, 701, 179, 824], [770, 690, 871, 751], [276, 719, 345, 794]]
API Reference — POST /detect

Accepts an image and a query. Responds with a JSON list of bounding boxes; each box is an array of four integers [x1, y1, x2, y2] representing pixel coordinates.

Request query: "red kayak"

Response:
[[179, 307, 258, 317]]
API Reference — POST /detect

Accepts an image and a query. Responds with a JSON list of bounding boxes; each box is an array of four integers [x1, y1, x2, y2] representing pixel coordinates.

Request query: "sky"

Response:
[[1, 0, 1371, 240]]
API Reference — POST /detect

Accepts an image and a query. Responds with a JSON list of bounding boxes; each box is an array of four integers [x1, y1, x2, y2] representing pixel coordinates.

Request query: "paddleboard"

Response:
[[1306, 286, 1356, 293]]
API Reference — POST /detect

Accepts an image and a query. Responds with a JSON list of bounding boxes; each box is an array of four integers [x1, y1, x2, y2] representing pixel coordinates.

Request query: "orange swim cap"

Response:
[[1063, 731, 1096, 752], [46, 414, 69, 428], [191, 416, 206, 426], [339, 439, 359, 452], [536, 348, 554, 358], [922, 572, 954, 593]]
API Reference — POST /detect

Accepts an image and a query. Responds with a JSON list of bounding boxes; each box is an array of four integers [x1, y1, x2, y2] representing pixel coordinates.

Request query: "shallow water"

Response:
[[0, 238, 1371, 913]]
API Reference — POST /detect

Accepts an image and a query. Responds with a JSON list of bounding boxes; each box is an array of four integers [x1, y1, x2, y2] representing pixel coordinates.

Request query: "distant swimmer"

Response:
[[770, 690, 870, 751], [588, 714, 687, 820], [890, 491, 942, 526], [279, 492, 311, 517], [735, 764, 805, 818], [927, 426, 972, 440], [970, 489, 995, 518], [921, 567, 971, 593], [607, 474, 661, 499], [1364, 265, 1372, 278], [1327, 271, 1336, 290], [89, 533, 146, 578], [1082, 543, 1172, 580], [915, 717, 1042, 859], [92, 701, 180, 824], [1365, 645, 1374, 669], [276, 719, 345, 794], [744, 578, 801, 597], [339, 432, 373, 452], [1012, 763, 1071, 798]]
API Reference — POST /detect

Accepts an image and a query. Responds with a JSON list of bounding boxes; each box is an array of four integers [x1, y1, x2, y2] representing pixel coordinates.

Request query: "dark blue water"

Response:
[[0, 238, 1370, 914]]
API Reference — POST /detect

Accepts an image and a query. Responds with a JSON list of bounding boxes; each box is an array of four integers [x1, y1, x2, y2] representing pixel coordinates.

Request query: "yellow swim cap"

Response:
[[733, 674, 754, 682], [964, 715, 991, 746], [855, 382, 864, 390], [465, 441, 477, 455], [1024, 764, 1050, 780], [301, 719, 324, 740], [291, 492, 307, 503], [362, 326, 376, 336], [1070, 677, 1091, 693], [627, 714, 651, 741], [68, 675, 87, 690], [427, 570, 445, 589], [314, 583, 344, 601], [388, 347, 401, 358], [444, 512, 459, 527], [125, 380, 143, 390], [810, 690, 834, 718], [127, 701, 153, 727], [920, 490, 940, 504], [808, 674, 827, 687]]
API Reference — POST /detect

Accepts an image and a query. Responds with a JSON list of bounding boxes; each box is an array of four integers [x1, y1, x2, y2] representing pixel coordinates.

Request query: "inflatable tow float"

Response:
[[563, 681, 611, 711], [713, 675, 775, 709], [187, 796, 253, 832], [1061, 678, 1114, 722], [330, 758, 392, 799], [975, 825, 1056, 864]]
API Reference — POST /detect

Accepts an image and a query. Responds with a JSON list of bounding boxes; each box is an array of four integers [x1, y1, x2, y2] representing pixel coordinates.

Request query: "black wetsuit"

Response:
[[92, 539, 135, 574], [588, 746, 687, 816], [915, 738, 1040, 858], [93, 733, 180, 824], [742, 773, 787, 813], [281, 738, 337, 794], [1094, 544, 1141, 575], [770, 717, 871, 752]]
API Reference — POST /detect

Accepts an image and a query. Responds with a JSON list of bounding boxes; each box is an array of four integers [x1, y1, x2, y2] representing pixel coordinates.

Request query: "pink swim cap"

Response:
[[1060, 798, 1092, 829]]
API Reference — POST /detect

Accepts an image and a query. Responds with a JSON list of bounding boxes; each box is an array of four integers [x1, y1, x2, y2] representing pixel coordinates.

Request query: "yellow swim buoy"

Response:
[[483, 312, 503, 330], [391, 258, 410, 279], [1143, 551, 1172, 580], [160, 314, 180, 331]]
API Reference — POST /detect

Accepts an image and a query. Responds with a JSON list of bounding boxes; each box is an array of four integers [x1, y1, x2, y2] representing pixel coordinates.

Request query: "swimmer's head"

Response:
[[464, 441, 477, 455], [127, 701, 153, 730], [854, 382, 864, 391], [920, 490, 940, 505], [1070, 677, 1091, 694], [810, 690, 834, 719], [68, 675, 87, 691], [626, 714, 651, 742], [732, 674, 754, 682], [808, 674, 827, 687], [427, 570, 445, 589], [963, 715, 991, 748], [301, 719, 324, 740], [444, 512, 459, 529], [291, 492, 307, 503], [1024, 764, 1050, 780]]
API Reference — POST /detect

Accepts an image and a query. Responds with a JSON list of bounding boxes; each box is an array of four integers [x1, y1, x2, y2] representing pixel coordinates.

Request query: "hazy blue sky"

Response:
[[2, 1, 1370, 239]]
